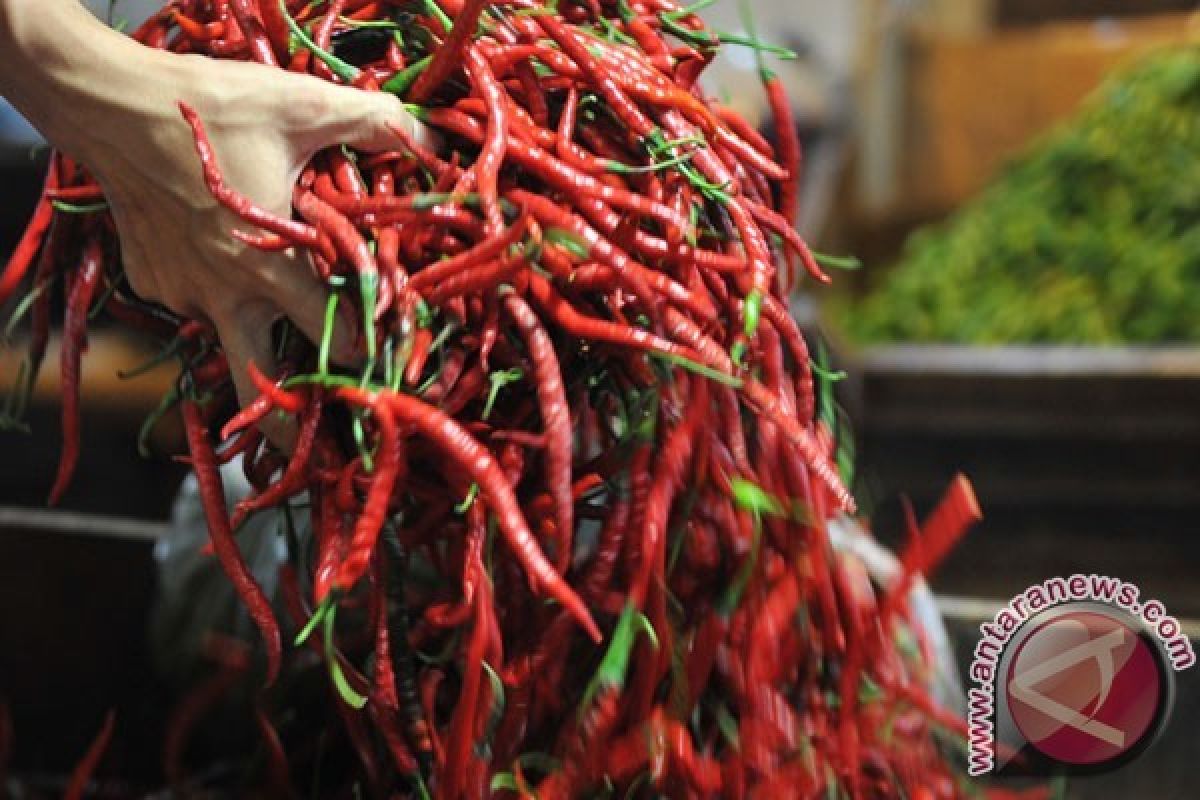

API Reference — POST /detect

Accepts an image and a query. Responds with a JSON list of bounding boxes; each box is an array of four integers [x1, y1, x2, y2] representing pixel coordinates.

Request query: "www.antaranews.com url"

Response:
[[965, 574, 1195, 776]]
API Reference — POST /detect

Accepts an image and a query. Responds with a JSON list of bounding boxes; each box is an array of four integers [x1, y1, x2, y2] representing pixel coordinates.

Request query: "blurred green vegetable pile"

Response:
[[839, 46, 1200, 344]]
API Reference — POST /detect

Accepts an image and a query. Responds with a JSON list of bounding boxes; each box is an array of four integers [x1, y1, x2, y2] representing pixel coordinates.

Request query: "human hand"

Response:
[[0, 0, 429, 418], [79, 52, 428, 411]]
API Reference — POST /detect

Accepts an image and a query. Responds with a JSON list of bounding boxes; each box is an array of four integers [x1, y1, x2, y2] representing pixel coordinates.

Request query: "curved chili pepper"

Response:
[[333, 396, 401, 590], [460, 44, 509, 234], [765, 73, 802, 227], [230, 390, 323, 528], [293, 188, 382, 313], [527, 273, 694, 362], [422, 253, 526, 307], [539, 15, 656, 139], [48, 238, 104, 506], [501, 290, 574, 574], [181, 397, 283, 685], [179, 103, 330, 256], [256, 0, 292, 60], [341, 386, 600, 642], [172, 10, 226, 42], [220, 391, 275, 441], [0, 156, 57, 307], [246, 361, 306, 414], [64, 710, 116, 800], [510, 190, 712, 320], [405, 0, 489, 103]]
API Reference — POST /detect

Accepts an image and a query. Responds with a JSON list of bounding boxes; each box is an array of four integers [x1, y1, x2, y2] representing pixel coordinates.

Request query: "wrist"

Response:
[[1, 2, 165, 159]]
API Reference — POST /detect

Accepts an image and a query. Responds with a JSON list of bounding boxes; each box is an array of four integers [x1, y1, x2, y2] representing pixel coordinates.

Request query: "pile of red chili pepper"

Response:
[[0, 1, 1039, 798]]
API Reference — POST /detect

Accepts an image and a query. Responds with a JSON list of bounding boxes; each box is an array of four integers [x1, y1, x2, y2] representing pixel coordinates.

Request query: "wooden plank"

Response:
[[904, 13, 1200, 211], [0, 506, 166, 542], [0, 331, 176, 408], [861, 345, 1200, 378]]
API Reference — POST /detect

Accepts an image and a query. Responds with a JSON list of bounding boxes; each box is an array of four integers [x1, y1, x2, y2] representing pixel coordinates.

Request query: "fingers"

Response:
[[293, 80, 435, 154], [214, 301, 298, 451]]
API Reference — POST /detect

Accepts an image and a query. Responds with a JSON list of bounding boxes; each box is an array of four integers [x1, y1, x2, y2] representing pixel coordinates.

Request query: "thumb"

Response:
[[305, 84, 433, 154]]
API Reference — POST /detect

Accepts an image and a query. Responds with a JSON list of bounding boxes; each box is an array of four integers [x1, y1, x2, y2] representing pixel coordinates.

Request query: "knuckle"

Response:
[[283, 83, 340, 129]]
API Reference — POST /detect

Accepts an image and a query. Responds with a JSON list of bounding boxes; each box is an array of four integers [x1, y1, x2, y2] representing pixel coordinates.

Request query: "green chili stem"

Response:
[[383, 55, 434, 95], [296, 595, 334, 646], [281, 0, 361, 83], [455, 483, 480, 513], [483, 367, 523, 420], [651, 352, 743, 388], [814, 252, 863, 271], [662, 0, 719, 21], [422, 0, 453, 34], [324, 605, 368, 709], [743, 289, 763, 341], [318, 292, 339, 376], [3, 280, 51, 342], [137, 384, 182, 458], [50, 200, 108, 214], [118, 338, 184, 381], [544, 229, 590, 260]]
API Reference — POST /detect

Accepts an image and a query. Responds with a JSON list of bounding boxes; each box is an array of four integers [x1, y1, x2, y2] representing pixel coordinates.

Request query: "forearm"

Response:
[[0, 0, 159, 159]]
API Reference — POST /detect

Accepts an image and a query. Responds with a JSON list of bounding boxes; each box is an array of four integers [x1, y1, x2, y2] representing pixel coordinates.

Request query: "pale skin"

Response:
[[0, 0, 429, 420]]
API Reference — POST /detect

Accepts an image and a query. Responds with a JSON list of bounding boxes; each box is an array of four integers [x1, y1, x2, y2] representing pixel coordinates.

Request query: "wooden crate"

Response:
[[0, 510, 168, 783], [903, 13, 1200, 212], [850, 346, 1200, 617], [995, 0, 1198, 27]]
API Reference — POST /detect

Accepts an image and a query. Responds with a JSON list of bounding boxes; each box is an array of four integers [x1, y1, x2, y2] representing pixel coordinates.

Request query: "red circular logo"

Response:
[[1005, 610, 1164, 766]]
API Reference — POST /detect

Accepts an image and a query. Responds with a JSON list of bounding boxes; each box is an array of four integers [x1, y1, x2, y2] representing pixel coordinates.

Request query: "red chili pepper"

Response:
[[632, 375, 707, 608], [220, 392, 275, 441], [171, 10, 226, 42], [48, 238, 103, 506], [179, 102, 332, 260], [527, 273, 694, 362], [64, 710, 116, 800], [256, 0, 292, 60], [510, 190, 713, 320], [422, 253, 526, 307], [407, 0, 490, 104], [333, 394, 401, 590], [293, 188, 381, 311], [181, 397, 283, 685], [745, 197, 830, 285], [461, 45, 509, 234], [308, 0, 348, 82], [502, 290, 574, 574], [344, 386, 600, 642], [231, 390, 324, 528], [764, 74, 803, 227], [246, 360, 306, 414], [539, 15, 656, 139], [440, 548, 491, 798], [44, 183, 105, 204], [307, 488, 343, 611], [0, 157, 57, 308], [329, 149, 368, 198], [428, 109, 691, 237], [882, 475, 982, 623]]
